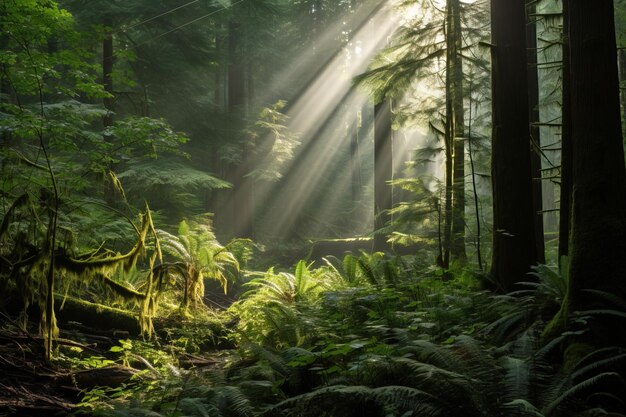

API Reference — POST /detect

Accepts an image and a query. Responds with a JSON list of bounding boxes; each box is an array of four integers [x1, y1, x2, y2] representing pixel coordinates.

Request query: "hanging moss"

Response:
[[98, 273, 146, 302], [1, 197, 163, 356], [56, 211, 152, 277]]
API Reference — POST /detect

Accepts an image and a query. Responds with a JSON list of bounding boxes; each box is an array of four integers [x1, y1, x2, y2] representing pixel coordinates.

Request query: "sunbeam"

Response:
[[248, 1, 403, 240]]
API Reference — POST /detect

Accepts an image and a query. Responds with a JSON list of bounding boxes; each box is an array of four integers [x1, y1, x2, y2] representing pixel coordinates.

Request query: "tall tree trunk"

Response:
[[489, 0, 538, 292], [228, 21, 253, 238], [350, 109, 363, 202], [102, 19, 114, 129], [467, 77, 483, 270], [558, 0, 572, 264], [560, 0, 626, 342], [102, 18, 117, 205], [208, 23, 226, 226], [620, 48, 626, 134], [450, 0, 467, 263], [373, 99, 392, 252], [526, 1, 546, 264], [0, 34, 14, 174], [442, 3, 454, 269], [214, 23, 226, 109], [442, 118, 453, 268]]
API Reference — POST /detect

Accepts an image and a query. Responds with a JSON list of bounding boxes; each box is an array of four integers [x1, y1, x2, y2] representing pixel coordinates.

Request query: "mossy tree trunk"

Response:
[[489, 0, 538, 292], [560, 0, 626, 344]]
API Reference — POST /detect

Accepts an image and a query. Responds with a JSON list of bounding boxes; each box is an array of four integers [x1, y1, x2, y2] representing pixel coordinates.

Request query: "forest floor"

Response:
[[0, 328, 77, 415], [2, 259, 621, 417], [0, 314, 228, 416], [0, 321, 130, 415]]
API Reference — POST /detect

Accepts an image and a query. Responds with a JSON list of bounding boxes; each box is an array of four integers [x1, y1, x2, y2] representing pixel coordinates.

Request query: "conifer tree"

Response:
[[557, 0, 626, 344], [373, 99, 393, 252], [526, 0, 546, 264], [489, 0, 538, 292], [449, 0, 467, 264], [355, 0, 488, 262]]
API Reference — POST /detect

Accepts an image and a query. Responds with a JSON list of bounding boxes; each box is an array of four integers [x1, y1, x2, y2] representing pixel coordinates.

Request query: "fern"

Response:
[[117, 159, 229, 191], [543, 372, 621, 416], [157, 218, 239, 311], [503, 356, 532, 404], [342, 255, 359, 284], [215, 385, 256, 417], [505, 399, 546, 417], [263, 383, 477, 417]]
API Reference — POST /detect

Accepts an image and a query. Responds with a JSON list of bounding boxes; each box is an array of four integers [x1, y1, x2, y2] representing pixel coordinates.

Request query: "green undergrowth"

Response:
[[68, 255, 626, 417]]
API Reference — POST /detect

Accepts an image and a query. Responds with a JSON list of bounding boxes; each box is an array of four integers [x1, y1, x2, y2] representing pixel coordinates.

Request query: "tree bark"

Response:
[[442, 3, 454, 267], [102, 17, 117, 205], [558, 0, 573, 263], [373, 99, 392, 252], [350, 109, 363, 203], [489, 0, 538, 292], [228, 21, 253, 238], [620, 48, 626, 134], [102, 19, 114, 129], [450, 0, 467, 264], [561, 0, 626, 342], [526, 1, 546, 264]]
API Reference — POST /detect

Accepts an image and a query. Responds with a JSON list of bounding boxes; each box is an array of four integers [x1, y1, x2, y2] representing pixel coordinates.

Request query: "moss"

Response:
[[55, 295, 141, 334]]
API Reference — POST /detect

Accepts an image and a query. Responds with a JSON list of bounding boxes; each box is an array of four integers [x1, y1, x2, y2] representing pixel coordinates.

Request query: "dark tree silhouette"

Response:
[[560, 0, 626, 339], [489, 0, 538, 292], [526, 0, 545, 264]]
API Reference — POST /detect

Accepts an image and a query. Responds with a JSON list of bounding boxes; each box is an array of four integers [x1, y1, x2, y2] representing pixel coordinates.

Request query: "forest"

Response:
[[1, 0, 626, 415]]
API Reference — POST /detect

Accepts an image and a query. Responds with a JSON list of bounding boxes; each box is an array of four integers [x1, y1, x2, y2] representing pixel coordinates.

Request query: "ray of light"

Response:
[[232, 0, 443, 241], [256, 90, 370, 237], [248, 5, 399, 237], [225, 2, 396, 235], [257, 1, 387, 106], [284, 7, 397, 139]]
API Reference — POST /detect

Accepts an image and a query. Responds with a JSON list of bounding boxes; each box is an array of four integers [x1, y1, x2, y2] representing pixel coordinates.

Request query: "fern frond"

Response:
[[215, 385, 256, 417], [573, 308, 626, 321], [580, 289, 626, 310], [178, 397, 214, 417], [543, 372, 621, 416], [505, 399, 546, 417], [356, 257, 379, 287], [343, 254, 358, 284], [570, 348, 626, 381], [502, 356, 531, 402], [405, 340, 463, 371]]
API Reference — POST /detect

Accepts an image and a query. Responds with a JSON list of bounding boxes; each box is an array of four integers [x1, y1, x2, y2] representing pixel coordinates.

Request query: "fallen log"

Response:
[[55, 296, 141, 335], [54, 364, 139, 390]]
